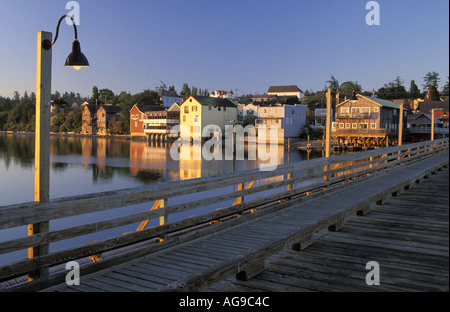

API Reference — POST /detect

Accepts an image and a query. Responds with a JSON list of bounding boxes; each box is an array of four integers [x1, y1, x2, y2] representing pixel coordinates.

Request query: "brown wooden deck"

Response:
[[216, 166, 449, 292]]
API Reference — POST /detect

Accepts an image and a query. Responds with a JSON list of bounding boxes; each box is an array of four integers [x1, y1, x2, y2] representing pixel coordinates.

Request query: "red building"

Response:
[[130, 104, 165, 137]]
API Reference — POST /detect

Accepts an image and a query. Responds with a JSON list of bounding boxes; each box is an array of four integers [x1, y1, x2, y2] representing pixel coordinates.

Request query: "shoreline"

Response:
[[0, 130, 134, 140], [0, 131, 338, 147]]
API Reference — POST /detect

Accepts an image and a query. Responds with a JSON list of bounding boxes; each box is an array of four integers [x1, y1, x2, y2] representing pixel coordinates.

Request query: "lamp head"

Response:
[[65, 39, 89, 70]]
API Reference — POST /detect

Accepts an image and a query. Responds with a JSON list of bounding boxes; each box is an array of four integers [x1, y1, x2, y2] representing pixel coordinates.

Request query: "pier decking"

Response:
[[217, 166, 449, 292]]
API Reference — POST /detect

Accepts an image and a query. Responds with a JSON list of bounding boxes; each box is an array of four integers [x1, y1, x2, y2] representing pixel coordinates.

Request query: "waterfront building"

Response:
[[130, 104, 166, 137], [255, 104, 307, 144], [407, 113, 448, 142], [81, 104, 98, 135], [333, 94, 407, 147], [143, 103, 181, 141], [179, 95, 238, 140], [96, 104, 121, 135]]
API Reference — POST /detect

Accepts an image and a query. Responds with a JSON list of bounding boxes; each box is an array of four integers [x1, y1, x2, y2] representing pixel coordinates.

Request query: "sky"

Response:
[[0, 0, 448, 99]]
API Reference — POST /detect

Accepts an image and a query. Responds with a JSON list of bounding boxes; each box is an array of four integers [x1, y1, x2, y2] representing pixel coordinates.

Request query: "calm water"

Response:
[[0, 133, 323, 205], [0, 133, 323, 265]]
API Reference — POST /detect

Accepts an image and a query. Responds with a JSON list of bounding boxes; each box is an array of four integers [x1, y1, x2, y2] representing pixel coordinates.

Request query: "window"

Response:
[[393, 109, 397, 116], [184, 106, 189, 114], [371, 123, 377, 129], [362, 107, 370, 114], [351, 107, 361, 114], [352, 123, 357, 129], [339, 123, 344, 129], [183, 116, 186, 122], [341, 107, 349, 115], [374, 107, 379, 113], [192, 106, 197, 112], [346, 123, 351, 129]]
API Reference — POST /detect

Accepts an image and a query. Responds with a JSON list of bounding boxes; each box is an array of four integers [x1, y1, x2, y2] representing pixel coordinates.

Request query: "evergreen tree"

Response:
[[409, 80, 421, 99], [423, 71, 440, 91]]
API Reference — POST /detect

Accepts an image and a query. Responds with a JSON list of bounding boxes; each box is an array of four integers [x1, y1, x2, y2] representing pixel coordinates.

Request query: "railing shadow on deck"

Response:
[[0, 138, 448, 291]]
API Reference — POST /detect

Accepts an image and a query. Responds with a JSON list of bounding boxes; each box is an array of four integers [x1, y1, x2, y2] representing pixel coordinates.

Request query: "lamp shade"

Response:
[[65, 40, 89, 70]]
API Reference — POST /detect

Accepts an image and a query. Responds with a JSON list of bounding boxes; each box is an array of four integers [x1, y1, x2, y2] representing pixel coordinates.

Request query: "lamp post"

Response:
[[30, 15, 89, 281]]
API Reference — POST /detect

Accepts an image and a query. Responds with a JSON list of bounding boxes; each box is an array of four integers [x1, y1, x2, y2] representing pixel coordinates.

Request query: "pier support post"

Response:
[[292, 235, 313, 251], [328, 216, 344, 232], [236, 259, 265, 281]]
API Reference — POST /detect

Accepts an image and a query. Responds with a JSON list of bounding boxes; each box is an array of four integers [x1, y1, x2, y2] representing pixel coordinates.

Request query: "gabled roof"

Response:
[[83, 104, 98, 114], [337, 94, 401, 110], [182, 95, 237, 108], [168, 102, 180, 112], [417, 101, 449, 113], [409, 113, 442, 125], [268, 85, 303, 93]]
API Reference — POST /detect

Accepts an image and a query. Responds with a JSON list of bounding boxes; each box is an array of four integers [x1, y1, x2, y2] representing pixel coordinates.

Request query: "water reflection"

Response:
[[0, 133, 323, 205]]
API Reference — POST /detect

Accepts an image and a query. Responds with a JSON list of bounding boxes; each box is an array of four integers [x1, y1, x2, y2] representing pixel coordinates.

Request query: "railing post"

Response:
[[159, 198, 168, 241], [287, 173, 293, 191], [324, 88, 332, 183]]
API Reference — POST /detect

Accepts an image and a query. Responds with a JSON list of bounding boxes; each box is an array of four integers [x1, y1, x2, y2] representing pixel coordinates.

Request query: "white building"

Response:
[[267, 85, 304, 100], [237, 103, 259, 122], [256, 104, 307, 143], [210, 90, 234, 99]]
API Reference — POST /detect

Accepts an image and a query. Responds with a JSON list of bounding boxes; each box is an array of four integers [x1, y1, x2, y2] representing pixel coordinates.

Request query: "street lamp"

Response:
[[41, 15, 90, 70], [30, 14, 89, 280]]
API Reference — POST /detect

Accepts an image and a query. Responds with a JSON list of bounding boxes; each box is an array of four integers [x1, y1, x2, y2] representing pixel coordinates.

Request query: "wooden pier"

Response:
[[0, 139, 448, 292], [217, 166, 449, 292]]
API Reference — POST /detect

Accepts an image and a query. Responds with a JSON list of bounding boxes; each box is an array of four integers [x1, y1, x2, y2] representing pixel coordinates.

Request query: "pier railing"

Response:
[[0, 138, 448, 290]]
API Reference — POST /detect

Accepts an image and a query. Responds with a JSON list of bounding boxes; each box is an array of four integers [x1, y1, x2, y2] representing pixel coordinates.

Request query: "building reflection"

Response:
[[129, 140, 178, 183]]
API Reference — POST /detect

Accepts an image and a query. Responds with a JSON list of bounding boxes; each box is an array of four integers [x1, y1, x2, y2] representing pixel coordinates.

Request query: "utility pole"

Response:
[[431, 109, 435, 141]]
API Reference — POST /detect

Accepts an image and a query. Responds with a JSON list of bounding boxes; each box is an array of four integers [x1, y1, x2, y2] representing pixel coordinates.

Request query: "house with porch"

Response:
[[332, 95, 407, 147], [143, 103, 181, 141], [407, 113, 448, 142]]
